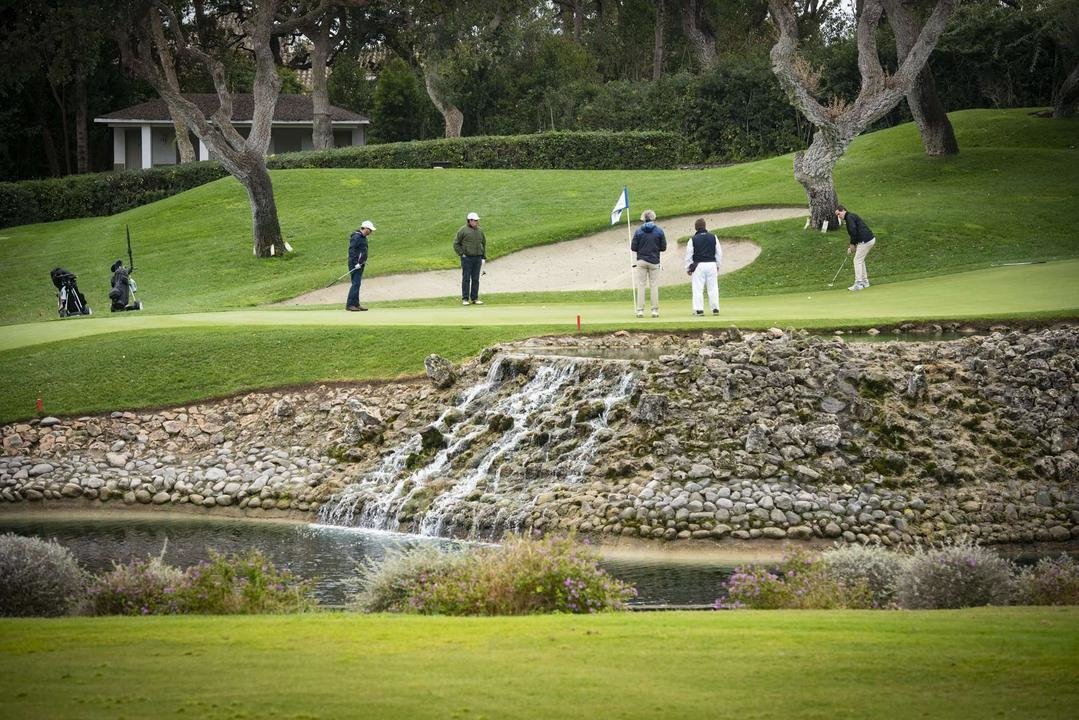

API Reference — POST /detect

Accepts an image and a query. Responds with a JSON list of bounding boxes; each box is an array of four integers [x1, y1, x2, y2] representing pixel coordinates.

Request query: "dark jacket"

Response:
[[454, 225, 487, 257], [348, 230, 368, 268], [844, 212, 875, 245], [631, 222, 667, 264], [689, 231, 718, 263]]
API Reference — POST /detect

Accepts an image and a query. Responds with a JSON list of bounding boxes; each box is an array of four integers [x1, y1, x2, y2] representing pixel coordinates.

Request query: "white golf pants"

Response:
[[691, 262, 720, 313], [634, 261, 661, 312], [854, 238, 876, 285]]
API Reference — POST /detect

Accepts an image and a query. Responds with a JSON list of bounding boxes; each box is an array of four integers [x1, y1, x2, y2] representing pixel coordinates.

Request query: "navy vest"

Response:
[[691, 232, 718, 263]]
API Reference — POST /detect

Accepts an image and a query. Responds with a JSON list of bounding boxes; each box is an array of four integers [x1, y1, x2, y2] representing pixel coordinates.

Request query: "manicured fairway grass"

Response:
[[1, 261, 1075, 422], [1, 109, 1076, 324], [1, 608, 1076, 720]]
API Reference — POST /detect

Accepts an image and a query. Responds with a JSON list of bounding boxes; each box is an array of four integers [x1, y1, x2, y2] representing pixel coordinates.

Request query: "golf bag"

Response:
[[108, 260, 142, 312], [50, 267, 92, 318]]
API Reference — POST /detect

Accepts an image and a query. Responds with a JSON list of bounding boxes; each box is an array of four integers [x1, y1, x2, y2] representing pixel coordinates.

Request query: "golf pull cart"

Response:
[[50, 267, 92, 318], [109, 226, 144, 312]]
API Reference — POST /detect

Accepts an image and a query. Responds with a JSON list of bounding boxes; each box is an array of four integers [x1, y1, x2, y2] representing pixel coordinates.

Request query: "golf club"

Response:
[[325, 264, 364, 288], [827, 254, 847, 287]]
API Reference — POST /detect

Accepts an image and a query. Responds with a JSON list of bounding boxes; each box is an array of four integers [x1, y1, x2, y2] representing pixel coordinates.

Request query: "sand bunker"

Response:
[[281, 206, 807, 306]]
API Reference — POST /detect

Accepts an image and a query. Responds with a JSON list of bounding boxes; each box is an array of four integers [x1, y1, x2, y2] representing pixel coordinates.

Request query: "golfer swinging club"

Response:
[[835, 205, 875, 291], [346, 220, 376, 311]]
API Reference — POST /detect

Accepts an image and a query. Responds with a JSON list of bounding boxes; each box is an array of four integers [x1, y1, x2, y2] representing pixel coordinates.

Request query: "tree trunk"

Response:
[[653, 0, 665, 81], [681, 0, 717, 69], [168, 105, 197, 163], [37, 81, 61, 176], [1054, 61, 1079, 118], [241, 157, 286, 257], [793, 132, 845, 231], [423, 63, 463, 138], [884, 0, 957, 156], [310, 20, 333, 149], [75, 71, 89, 174]]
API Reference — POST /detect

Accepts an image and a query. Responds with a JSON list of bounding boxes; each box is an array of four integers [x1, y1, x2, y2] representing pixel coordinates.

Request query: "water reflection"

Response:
[[0, 515, 733, 607]]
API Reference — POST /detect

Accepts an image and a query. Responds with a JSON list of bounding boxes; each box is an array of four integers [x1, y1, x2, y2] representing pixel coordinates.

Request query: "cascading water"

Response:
[[415, 361, 579, 537], [318, 355, 637, 540]]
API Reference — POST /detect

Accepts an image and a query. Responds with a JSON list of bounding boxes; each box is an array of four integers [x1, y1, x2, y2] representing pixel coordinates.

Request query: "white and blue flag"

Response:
[[610, 186, 629, 225]]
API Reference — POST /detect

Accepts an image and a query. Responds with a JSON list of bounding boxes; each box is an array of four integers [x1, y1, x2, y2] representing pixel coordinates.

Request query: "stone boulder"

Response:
[[635, 394, 669, 423], [424, 354, 456, 389]]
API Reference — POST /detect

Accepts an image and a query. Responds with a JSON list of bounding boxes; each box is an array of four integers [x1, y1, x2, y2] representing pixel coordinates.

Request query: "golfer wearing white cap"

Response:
[[453, 211, 487, 305], [346, 220, 376, 311]]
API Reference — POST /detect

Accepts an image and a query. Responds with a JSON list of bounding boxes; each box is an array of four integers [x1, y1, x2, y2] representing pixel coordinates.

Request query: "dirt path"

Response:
[[280, 207, 807, 306]]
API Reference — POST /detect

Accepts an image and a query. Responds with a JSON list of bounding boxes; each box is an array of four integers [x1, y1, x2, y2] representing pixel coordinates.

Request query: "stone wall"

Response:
[[2, 326, 1076, 547]]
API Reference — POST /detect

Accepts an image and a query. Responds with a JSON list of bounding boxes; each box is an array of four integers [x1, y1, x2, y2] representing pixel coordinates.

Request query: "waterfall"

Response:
[[416, 361, 579, 537], [318, 354, 636, 540]]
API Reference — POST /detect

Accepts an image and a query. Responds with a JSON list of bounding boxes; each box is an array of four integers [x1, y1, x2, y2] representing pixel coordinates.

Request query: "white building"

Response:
[[94, 94, 370, 171]]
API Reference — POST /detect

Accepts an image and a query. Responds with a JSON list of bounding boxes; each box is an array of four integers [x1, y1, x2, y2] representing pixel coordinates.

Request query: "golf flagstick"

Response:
[[627, 209, 637, 314]]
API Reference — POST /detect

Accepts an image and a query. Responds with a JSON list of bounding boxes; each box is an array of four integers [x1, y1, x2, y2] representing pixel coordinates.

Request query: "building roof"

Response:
[[95, 94, 368, 124]]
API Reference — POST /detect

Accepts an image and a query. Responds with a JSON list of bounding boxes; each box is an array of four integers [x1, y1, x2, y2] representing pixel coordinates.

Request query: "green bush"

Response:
[[355, 535, 636, 615], [722, 550, 874, 609], [895, 541, 1016, 609], [0, 161, 228, 229], [267, 130, 686, 171], [1013, 555, 1079, 606], [87, 556, 187, 616], [175, 550, 317, 615], [0, 533, 87, 617], [821, 544, 907, 609]]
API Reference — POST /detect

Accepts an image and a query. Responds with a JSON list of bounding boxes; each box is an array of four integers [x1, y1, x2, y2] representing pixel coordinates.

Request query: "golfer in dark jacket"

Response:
[[346, 220, 375, 311], [684, 218, 722, 315], [454, 211, 487, 305], [835, 206, 875, 291], [631, 209, 667, 318]]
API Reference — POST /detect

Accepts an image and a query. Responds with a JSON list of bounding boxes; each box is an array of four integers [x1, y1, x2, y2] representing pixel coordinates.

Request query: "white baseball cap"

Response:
[[466, 212, 480, 221], [361, 220, 376, 231]]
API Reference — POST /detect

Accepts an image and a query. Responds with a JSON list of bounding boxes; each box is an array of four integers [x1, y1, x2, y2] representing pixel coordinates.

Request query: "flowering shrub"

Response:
[[88, 557, 187, 616], [0, 533, 87, 617], [1013, 555, 1079, 606], [821, 545, 907, 608], [176, 550, 317, 614], [895, 541, 1015, 609], [722, 550, 873, 609], [356, 535, 636, 615]]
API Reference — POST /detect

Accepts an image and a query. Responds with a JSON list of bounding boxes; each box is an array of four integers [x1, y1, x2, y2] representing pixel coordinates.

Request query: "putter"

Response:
[[827, 254, 848, 287], [326, 264, 364, 289]]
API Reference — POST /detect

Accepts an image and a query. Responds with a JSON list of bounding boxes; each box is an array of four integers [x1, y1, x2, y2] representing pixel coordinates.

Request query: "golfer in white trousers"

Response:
[[685, 218, 722, 315]]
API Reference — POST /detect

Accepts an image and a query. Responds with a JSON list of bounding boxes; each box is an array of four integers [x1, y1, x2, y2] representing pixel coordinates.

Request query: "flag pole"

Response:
[[627, 207, 636, 315]]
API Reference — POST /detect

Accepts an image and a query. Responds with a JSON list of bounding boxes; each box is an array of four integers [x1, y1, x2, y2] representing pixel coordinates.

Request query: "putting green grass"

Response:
[[1, 109, 1076, 325], [1, 261, 1074, 422], [1, 608, 1076, 720]]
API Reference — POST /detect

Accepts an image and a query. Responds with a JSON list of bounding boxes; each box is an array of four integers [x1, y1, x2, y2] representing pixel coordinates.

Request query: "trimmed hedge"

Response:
[[0, 131, 685, 229], [0, 161, 228, 229], [268, 130, 685, 171]]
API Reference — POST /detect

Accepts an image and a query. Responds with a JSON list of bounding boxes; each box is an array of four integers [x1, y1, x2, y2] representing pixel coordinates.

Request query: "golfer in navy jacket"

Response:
[[684, 218, 722, 315], [346, 220, 375, 311], [631, 209, 667, 318]]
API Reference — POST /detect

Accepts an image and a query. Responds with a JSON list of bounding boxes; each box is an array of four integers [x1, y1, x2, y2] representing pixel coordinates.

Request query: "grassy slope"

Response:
[[1, 608, 1076, 720], [1, 109, 1076, 325]]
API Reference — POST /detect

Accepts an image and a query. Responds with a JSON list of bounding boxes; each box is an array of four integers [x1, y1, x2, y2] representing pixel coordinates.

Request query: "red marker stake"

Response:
[[35, 398, 43, 414], [576, 314, 581, 331]]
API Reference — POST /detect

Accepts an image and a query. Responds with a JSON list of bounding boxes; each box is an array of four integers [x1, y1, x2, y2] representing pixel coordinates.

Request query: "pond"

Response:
[[0, 514, 735, 608]]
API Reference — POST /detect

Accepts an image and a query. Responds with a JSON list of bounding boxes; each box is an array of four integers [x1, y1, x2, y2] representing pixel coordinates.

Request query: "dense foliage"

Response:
[[0, 161, 228, 228], [3, 1, 1075, 181], [0, 533, 86, 617], [85, 549, 316, 616], [355, 535, 636, 615], [1013, 555, 1079, 606], [722, 542, 1043, 611]]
